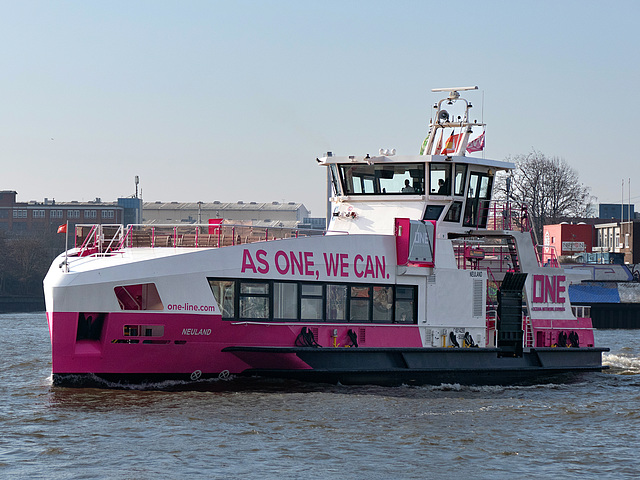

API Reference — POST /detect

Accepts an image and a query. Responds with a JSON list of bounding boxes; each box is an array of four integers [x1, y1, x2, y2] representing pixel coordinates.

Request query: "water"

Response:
[[2, 313, 640, 479]]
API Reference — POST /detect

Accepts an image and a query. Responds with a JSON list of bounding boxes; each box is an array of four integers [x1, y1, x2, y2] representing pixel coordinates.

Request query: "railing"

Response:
[[537, 244, 560, 268], [72, 223, 327, 257], [466, 201, 531, 233]]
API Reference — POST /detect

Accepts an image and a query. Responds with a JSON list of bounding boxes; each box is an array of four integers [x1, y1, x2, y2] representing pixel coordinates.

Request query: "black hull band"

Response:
[[52, 346, 608, 388]]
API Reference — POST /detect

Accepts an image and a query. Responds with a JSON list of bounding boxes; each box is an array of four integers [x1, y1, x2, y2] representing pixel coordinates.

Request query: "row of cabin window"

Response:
[[208, 279, 417, 324], [334, 163, 468, 197]]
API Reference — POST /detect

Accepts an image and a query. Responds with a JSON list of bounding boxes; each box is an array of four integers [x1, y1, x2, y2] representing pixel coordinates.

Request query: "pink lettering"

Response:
[[275, 250, 289, 275], [304, 252, 314, 276], [533, 275, 544, 303], [364, 255, 375, 278], [290, 251, 304, 275], [557, 275, 566, 303], [375, 256, 386, 279], [324, 253, 340, 277], [340, 253, 349, 277], [533, 275, 566, 304], [241, 249, 257, 274], [256, 249, 269, 274], [544, 276, 555, 303], [354, 254, 364, 278]]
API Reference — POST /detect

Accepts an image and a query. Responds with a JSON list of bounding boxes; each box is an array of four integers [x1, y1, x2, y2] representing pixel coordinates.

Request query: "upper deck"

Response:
[[318, 87, 515, 237]]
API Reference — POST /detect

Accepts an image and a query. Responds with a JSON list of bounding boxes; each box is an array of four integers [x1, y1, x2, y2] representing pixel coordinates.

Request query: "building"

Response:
[[1, 190, 323, 234], [142, 201, 323, 228], [543, 223, 595, 259], [599, 203, 635, 221], [594, 220, 640, 264], [0, 190, 141, 234]]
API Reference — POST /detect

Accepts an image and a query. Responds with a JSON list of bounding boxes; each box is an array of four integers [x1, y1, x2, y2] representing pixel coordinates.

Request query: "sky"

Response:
[[2, 0, 639, 219]]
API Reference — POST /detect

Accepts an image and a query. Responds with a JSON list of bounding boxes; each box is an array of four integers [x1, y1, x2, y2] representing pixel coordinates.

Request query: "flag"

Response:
[[441, 132, 461, 155], [419, 133, 430, 155], [57, 224, 67, 234], [466, 131, 485, 153]]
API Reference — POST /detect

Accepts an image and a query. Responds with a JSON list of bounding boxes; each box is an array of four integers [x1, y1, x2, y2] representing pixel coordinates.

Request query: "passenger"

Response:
[[402, 179, 415, 193], [437, 178, 447, 194]]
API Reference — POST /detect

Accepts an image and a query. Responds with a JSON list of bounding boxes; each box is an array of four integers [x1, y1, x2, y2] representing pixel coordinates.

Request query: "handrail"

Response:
[[71, 222, 329, 255]]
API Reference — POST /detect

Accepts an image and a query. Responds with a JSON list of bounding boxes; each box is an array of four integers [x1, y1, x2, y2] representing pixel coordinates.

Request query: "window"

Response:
[[239, 282, 270, 319], [124, 325, 164, 337], [13, 209, 27, 218], [68, 210, 80, 219], [51, 210, 63, 219], [102, 210, 114, 219], [463, 172, 493, 228], [114, 283, 164, 310], [329, 164, 342, 196], [395, 287, 416, 323], [423, 205, 445, 221], [274, 282, 298, 319], [301, 284, 323, 320], [33, 210, 45, 218], [208, 278, 417, 324], [444, 201, 463, 222], [454, 164, 467, 196], [350, 286, 371, 321], [209, 280, 235, 318], [326, 284, 347, 321], [429, 163, 452, 195], [372, 286, 393, 322], [85, 210, 97, 219], [339, 163, 424, 195]]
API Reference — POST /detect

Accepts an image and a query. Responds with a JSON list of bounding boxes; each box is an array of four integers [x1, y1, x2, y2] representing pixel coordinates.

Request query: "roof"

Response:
[[318, 154, 515, 171], [143, 201, 307, 212], [569, 283, 620, 304]]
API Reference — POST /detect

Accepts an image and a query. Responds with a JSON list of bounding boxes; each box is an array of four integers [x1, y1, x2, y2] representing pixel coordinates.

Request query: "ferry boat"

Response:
[[44, 86, 608, 387]]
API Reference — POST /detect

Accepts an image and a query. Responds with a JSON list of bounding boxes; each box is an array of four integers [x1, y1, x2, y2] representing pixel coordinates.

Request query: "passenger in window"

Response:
[[437, 179, 449, 195], [402, 179, 415, 193]]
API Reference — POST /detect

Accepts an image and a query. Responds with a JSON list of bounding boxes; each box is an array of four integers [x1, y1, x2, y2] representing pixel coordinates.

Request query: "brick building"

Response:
[[543, 223, 595, 258], [0, 190, 141, 234]]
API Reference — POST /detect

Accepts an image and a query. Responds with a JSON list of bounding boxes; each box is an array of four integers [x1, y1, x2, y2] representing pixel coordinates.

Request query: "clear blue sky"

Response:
[[2, 0, 638, 218]]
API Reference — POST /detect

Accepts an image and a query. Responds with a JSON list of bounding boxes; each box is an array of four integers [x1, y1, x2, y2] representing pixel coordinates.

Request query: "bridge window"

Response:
[[454, 164, 467, 196], [429, 163, 452, 195], [423, 205, 445, 221], [339, 163, 424, 195], [463, 172, 493, 228], [444, 201, 463, 222]]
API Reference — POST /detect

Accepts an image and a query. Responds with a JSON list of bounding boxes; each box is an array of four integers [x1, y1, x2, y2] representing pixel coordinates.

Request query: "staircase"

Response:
[[506, 237, 520, 272]]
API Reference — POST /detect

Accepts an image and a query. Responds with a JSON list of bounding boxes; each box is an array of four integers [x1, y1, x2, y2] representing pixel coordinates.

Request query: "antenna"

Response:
[[431, 86, 478, 92], [135, 175, 139, 199]]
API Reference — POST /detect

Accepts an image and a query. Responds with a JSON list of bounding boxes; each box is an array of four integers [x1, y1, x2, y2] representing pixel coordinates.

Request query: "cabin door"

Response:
[[463, 173, 493, 228]]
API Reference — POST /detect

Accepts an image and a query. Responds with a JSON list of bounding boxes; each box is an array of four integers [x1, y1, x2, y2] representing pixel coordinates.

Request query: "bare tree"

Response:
[[494, 150, 595, 241]]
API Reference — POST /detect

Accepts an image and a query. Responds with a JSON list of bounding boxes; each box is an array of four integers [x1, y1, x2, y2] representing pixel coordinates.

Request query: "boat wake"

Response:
[[51, 373, 239, 391], [603, 352, 640, 375]]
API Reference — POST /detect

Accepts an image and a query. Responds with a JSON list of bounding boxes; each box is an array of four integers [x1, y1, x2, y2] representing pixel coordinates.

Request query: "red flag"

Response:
[[466, 132, 485, 153], [57, 224, 67, 234], [441, 132, 461, 155]]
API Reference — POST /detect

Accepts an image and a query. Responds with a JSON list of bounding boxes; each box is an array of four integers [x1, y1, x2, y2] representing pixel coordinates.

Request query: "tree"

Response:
[[494, 149, 595, 242]]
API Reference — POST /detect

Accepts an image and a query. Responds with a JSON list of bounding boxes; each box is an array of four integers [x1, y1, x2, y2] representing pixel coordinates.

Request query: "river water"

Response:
[[1, 312, 639, 479]]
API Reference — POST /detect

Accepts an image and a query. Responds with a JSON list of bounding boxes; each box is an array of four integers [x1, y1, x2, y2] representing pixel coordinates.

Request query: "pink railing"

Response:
[[72, 223, 326, 257]]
